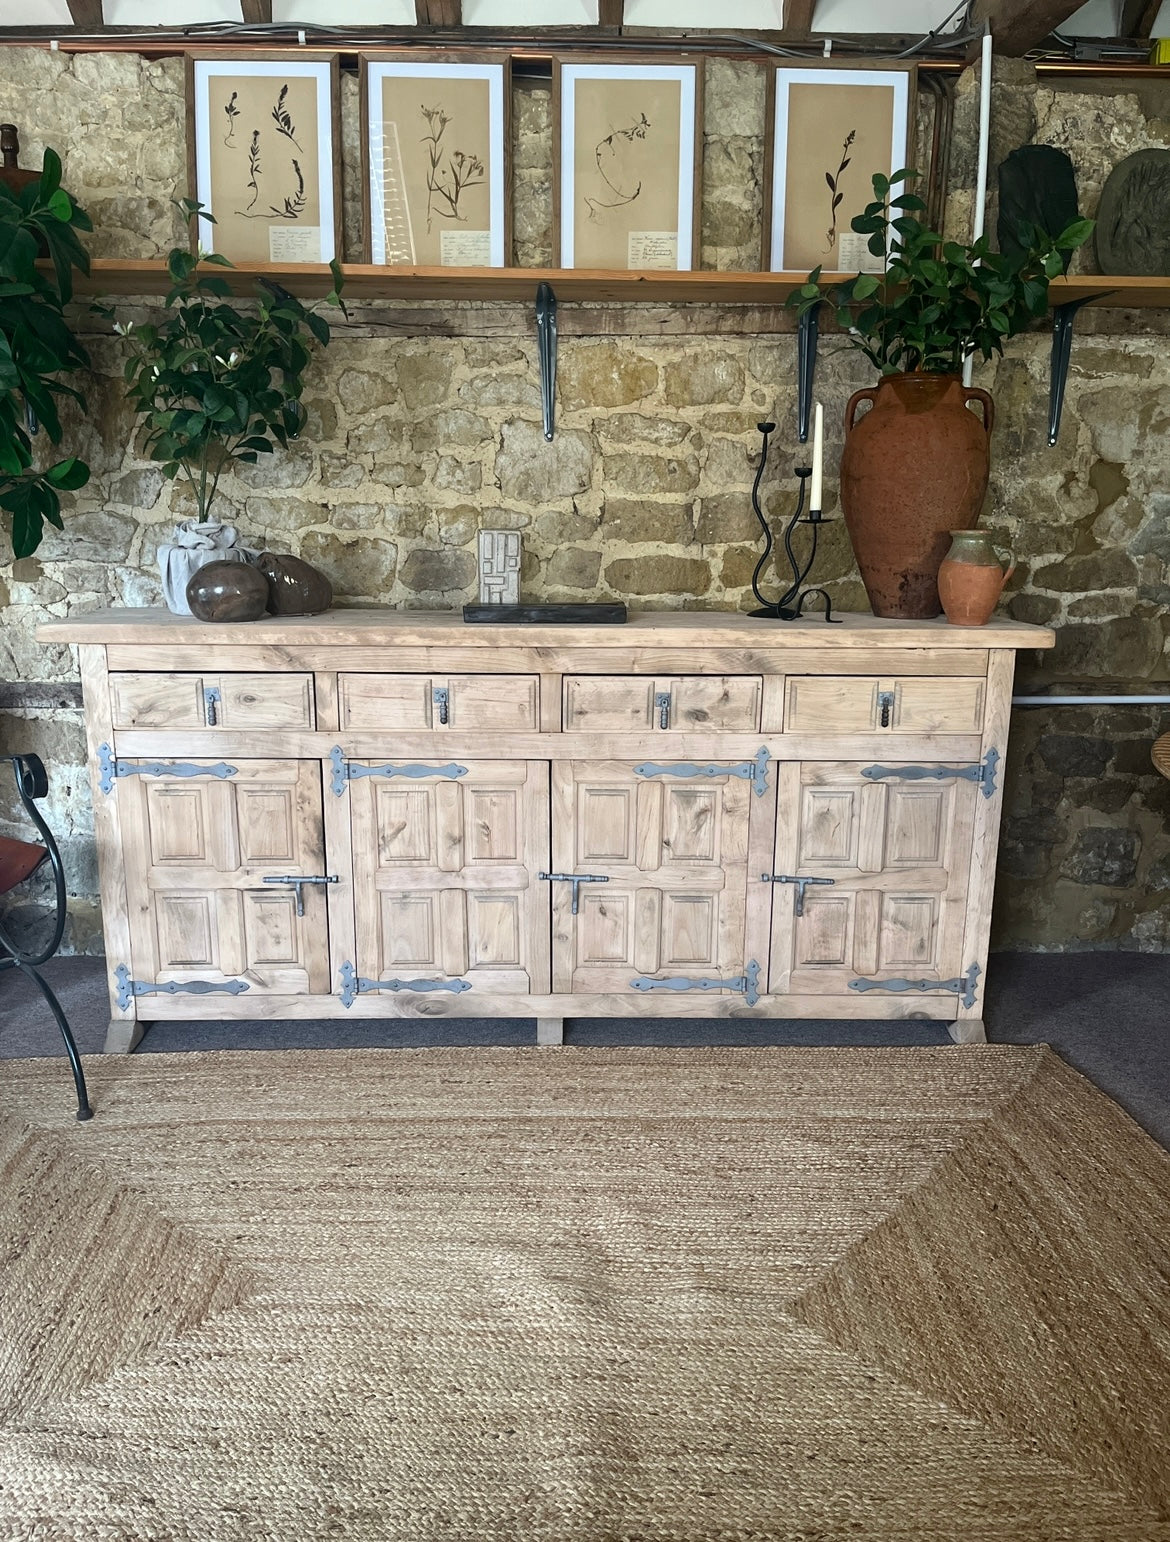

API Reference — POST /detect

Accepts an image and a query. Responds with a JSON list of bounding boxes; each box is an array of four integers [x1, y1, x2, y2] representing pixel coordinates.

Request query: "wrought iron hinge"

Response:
[[338, 961, 473, 1009], [329, 745, 468, 796], [539, 871, 609, 915], [114, 964, 250, 1012], [635, 745, 771, 797], [261, 873, 338, 917], [861, 748, 1000, 799], [630, 959, 761, 1008], [848, 962, 982, 1011], [203, 685, 222, 726], [432, 686, 449, 725], [98, 744, 237, 796], [761, 873, 835, 917]]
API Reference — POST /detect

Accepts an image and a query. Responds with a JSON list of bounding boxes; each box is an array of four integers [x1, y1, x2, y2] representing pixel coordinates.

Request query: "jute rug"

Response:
[[0, 1045, 1167, 1542]]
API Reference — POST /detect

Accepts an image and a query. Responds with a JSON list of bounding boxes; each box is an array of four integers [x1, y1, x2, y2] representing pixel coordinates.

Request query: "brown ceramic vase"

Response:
[[258, 551, 333, 615], [840, 372, 995, 619], [937, 530, 1015, 626], [186, 560, 270, 623]]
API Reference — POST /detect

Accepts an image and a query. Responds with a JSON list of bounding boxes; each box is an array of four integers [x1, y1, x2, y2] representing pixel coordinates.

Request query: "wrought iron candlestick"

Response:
[[748, 421, 838, 622]]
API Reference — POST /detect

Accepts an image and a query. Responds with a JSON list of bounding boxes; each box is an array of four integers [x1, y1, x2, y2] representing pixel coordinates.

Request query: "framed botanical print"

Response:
[[764, 63, 916, 274], [186, 54, 341, 265], [360, 51, 511, 268], [554, 56, 702, 272]]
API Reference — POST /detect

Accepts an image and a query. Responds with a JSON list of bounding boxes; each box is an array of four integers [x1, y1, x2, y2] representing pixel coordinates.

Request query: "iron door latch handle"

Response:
[[878, 690, 895, 728], [262, 873, 339, 917], [761, 873, 836, 917], [539, 871, 609, 914], [432, 686, 450, 725], [655, 691, 671, 729]]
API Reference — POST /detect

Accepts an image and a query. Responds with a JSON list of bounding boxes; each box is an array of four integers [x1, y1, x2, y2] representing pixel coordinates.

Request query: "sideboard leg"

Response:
[[536, 1017, 564, 1046], [104, 1017, 146, 1054], [948, 1017, 987, 1045]]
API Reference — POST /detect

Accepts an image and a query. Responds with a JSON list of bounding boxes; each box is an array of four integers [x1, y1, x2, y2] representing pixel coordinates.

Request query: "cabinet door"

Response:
[[768, 761, 977, 996], [118, 760, 330, 994], [349, 761, 550, 994], [551, 761, 754, 995]]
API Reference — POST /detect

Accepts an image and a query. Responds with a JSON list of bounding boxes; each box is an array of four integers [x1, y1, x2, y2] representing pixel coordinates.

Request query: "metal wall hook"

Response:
[[536, 281, 557, 442]]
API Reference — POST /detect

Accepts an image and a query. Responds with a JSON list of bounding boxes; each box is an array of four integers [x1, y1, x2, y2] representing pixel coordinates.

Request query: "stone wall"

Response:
[[0, 44, 1168, 954]]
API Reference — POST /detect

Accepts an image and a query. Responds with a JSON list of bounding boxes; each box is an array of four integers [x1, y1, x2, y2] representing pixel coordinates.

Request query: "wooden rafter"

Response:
[[1121, 0, 1162, 37], [415, 0, 461, 25], [240, 0, 273, 22], [598, 0, 624, 28], [783, 0, 817, 38], [970, 0, 1092, 53], [65, 0, 103, 26]]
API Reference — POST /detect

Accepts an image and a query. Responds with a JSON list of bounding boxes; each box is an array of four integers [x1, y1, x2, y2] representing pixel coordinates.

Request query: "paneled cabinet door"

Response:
[[348, 760, 551, 994], [768, 761, 978, 996], [117, 760, 330, 994], [551, 761, 756, 997]]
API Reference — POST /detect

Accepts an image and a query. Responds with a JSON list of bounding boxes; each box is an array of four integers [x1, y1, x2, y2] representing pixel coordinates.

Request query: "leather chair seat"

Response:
[[0, 834, 48, 895]]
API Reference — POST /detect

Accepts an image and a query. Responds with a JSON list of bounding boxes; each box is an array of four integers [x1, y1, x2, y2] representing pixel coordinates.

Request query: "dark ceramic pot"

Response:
[[185, 560, 270, 623], [839, 372, 995, 619], [258, 551, 333, 615]]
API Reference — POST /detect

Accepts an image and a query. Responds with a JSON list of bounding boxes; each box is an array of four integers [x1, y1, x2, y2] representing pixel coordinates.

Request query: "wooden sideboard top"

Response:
[[38, 607, 1056, 651]]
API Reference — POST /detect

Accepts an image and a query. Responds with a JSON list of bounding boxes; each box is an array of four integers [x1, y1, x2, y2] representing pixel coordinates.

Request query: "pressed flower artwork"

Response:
[[362, 54, 510, 268], [188, 56, 340, 265], [554, 59, 701, 272]]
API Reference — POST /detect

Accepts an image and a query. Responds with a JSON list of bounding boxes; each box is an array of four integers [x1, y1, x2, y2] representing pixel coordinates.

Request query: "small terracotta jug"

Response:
[[938, 530, 1015, 626]]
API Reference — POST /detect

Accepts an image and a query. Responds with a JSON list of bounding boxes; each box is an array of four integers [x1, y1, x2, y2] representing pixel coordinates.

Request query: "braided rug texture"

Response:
[[0, 1044, 1167, 1542]]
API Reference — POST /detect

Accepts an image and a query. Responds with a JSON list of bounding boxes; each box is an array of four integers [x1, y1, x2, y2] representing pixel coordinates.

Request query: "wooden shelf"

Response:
[[64, 258, 1170, 308]]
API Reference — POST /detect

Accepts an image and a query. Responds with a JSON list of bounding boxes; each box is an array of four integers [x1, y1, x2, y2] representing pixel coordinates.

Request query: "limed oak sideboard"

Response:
[[39, 609, 1054, 1052]]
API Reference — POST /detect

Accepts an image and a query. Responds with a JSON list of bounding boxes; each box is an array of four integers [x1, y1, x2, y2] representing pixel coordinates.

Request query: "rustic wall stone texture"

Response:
[[0, 46, 1167, 953]]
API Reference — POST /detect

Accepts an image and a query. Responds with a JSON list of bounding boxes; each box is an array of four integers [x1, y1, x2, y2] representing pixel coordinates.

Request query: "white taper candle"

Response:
[[809, 401, 824, 512]]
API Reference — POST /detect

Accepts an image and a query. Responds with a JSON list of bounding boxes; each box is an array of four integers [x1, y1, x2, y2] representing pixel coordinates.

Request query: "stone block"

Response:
[[410, 409, 492, 455], [546, 547, 601, 589], [299, 532, 397, 598], [400, 547, 476, 596], [337, 368, 397, 414], [1059, 827, 1140, 888], [596, 415, 694, 448], [696, 493, 758, 545], [398, 352, 456, 410], [1037, 735, 1112, 778], [663, 355, 745, 408], [559, 343, 659, 411], [534, 508, 597, 543], [603, 452, 699, 497], [604, 554, 711, 598], [496, 420, 593, 503], [433, 456, 483, 495], [601, 498, 694, 545]]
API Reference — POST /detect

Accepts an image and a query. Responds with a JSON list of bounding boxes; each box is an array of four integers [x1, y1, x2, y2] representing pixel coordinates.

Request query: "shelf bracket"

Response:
[[1048, 293, 1113, 446], [536, 280, 557, 441], [796, 300, 821, 444]]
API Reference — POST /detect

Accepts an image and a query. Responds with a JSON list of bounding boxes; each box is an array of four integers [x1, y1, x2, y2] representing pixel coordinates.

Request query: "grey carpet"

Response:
[[2, 952, 1168, 1147]]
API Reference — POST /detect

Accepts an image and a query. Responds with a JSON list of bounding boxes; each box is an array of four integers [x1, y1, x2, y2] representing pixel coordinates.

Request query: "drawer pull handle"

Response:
[[204, 686, 221, 727], [433, 686, 449, 725], [262, 873, 339, 917], [655, 691, 671, 730], [878, 690, 895, 728]]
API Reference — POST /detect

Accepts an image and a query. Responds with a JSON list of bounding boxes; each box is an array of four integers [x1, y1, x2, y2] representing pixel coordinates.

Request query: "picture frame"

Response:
[[553, 55, 702, 272], [360, 51, 511, 268], [764, 62, 916, 275], [186, 53, 342, 266]]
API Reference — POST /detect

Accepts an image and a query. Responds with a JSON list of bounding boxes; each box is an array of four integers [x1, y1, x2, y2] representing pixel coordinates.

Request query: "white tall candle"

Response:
[[809, 401, 824, 512]]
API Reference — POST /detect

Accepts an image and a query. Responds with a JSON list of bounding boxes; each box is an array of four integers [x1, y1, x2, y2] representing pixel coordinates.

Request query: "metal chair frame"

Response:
[[0, 754, 92, 1120]]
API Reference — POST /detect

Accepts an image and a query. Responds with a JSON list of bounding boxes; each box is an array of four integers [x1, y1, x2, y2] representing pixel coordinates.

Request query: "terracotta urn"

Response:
[[840, 372, 995, 619], [185, 560, 270, 623], [938, 530, 1016, 626]]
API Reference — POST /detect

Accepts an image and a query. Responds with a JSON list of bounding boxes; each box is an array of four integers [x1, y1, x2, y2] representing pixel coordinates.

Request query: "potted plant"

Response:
[[789, 171, 1092, 619], [0, 147, 92, 560], [117, 202, 345, 611]]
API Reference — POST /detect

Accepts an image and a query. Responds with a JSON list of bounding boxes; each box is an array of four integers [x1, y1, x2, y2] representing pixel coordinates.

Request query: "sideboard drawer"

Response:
[[110, 672, 315, 730], [563, 675, 762, 732], [339, 673, 540, 732], [784, 676, 985, 734]]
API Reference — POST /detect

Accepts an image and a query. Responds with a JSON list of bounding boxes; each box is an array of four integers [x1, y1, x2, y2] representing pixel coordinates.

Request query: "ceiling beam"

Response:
[[598, 0, 624, 28], [783, 0, 817, 37], [415, 0, 461, 24], [1121, 0, 1162, 36], [65, 0, 103, 25], [240, 0, 272, 22], [970, 0, 1092, 53]]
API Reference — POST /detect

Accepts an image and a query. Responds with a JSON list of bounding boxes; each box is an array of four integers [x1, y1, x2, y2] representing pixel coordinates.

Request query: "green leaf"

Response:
[[47, 188, 72, 222], [44, 456, 89, 490], [852, 274, 880, 300], [1056, 217, 1095, 251], [40, 148, 62, 199]]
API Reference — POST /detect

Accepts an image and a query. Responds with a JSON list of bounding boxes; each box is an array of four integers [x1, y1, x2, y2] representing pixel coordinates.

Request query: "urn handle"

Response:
[[844, 387, 878, 434], [962, 386, 995, 436], [995, 545, 1016, 582]]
